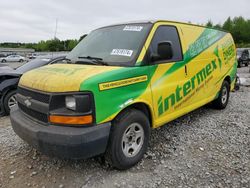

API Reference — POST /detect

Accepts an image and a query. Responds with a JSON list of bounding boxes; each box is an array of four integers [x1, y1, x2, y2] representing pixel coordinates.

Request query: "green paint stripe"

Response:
[[80, 65, 158, 123], [214, 91, 220, 100], [215, 63, 236, 85], [153, 29, 227, 87]]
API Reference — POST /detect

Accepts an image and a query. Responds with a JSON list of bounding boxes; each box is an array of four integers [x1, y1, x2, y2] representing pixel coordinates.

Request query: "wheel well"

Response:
[[224, 76, 231, 89], [117, 103, 153, 127]]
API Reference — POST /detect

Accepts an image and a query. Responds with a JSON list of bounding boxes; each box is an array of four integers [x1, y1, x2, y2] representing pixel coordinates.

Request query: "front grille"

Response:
[[18, 103, 48, 123], [17, 87, 50, 104], [17, 87, 50, 123]]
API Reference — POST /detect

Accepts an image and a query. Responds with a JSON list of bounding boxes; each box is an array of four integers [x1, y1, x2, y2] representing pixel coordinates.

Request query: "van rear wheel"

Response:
[[105, 109, 150, 170], [212, 80, 230, 109]]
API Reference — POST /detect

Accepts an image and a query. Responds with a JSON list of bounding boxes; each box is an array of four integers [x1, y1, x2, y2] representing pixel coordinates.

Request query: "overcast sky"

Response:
[[0, 0, 249, 43]]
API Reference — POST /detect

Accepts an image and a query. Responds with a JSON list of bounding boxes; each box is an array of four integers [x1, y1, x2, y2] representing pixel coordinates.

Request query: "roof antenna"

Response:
[[53, 18, 58, 56], [54, 18, 58, 40]]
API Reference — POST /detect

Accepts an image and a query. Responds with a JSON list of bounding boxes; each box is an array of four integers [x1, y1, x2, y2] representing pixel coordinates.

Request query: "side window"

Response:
[[150, 26, 183, 62]]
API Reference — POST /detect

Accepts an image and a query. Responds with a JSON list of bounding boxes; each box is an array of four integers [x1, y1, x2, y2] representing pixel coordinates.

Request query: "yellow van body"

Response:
[[18, 21, 237, 128], [11, 20, 237, 165]]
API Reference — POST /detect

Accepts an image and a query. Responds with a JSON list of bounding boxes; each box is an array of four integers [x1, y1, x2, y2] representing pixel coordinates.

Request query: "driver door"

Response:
[[148, 25, 187, 127]]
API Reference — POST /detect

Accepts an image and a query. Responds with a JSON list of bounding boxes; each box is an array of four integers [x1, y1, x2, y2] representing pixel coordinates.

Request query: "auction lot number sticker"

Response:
[[111, 49, 133, 57], [123, 25, 143, 32]]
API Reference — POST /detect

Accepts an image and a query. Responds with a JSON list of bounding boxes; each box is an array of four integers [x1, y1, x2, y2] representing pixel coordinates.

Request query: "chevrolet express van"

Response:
[[11, 20, 237, 169]]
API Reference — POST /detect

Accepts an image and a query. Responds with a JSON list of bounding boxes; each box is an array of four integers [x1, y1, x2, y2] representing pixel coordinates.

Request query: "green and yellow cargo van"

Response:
[[10, 20, 237, 169]]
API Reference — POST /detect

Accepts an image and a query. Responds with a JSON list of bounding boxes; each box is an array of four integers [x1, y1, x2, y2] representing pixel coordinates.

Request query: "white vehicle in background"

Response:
[[0, 55, 26, 63], [27, 53, 39, 60]]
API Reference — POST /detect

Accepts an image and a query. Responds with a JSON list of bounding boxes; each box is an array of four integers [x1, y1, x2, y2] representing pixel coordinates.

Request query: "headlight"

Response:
[[64, 95, 92, 112], [65, 96, 76, 111], [49, 93, 94, 126]]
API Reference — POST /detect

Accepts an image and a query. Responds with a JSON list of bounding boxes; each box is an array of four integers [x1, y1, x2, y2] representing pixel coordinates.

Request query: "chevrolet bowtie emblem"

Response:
[[24, 97, 32, 107]]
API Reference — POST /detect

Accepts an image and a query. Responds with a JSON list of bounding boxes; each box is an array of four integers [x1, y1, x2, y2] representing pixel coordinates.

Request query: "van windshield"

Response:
[[67, 23, 152, 66]]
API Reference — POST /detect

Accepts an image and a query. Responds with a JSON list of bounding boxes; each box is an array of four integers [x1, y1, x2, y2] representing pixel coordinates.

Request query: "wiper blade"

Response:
[[78, 56, 102, 61], [78, 56, 109, 65], [75, 60, 100, 65], [63, 58, 72, 64]]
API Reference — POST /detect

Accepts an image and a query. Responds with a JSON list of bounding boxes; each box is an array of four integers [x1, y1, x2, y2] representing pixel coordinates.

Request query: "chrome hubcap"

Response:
[[122, 123, 144, 158], [8, 95, 17, 109], [221, 87, 228, 104]]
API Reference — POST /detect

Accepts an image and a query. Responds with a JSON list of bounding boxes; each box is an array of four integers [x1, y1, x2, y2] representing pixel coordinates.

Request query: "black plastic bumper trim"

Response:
[[10, 106, 111, 159]]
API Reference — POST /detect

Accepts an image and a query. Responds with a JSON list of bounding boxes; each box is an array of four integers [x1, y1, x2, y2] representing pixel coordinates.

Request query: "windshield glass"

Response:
[[16, 59, 50, 73], [67, 23, 152, 66]]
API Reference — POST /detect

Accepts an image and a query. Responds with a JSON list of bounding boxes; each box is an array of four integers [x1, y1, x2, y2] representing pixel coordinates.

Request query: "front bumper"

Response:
[[10, 107, 111, 159]]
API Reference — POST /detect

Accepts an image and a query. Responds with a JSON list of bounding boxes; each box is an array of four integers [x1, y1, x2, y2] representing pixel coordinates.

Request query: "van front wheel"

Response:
[[212, 81, 230, 109], [105, 109, 150, 170]]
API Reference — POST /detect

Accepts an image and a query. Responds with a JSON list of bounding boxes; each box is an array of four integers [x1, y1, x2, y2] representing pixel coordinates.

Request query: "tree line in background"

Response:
[[0, 34, 87, 52], [205, 16, 250, 48], [0, 16, 249, 52]]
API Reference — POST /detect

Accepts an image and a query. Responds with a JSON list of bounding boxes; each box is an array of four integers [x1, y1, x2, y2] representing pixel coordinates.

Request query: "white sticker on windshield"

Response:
[[111, 49, 133, 57], [123, 25, 143, 32]]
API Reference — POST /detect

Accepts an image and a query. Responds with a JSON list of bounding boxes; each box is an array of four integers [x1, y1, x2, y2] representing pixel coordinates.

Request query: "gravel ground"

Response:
[[0, 67, 249, 188], [238, 66, 250, 86]]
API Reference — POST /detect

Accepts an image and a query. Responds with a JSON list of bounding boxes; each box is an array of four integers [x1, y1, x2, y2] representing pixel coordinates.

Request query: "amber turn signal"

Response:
[[49, 115, 93, 125]]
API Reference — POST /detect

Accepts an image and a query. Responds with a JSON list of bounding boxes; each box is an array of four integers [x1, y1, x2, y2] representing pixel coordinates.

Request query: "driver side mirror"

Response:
[[151, 41, 173, 62]]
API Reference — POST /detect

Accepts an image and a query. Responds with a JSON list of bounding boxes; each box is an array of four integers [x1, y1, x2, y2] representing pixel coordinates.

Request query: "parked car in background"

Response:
[[0, 55, 66, 115], [237, 48, 249, 67], [0, 55, 26, 63], [27, 53, 38, 59]]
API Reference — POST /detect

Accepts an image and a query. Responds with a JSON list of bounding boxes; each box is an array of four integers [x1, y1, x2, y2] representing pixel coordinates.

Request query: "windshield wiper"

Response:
[[78, 56, 109, 65], [63, 58, 72, 64]]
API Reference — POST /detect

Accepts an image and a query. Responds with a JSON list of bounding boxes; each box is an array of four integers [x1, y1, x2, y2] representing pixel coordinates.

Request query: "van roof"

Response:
[[100, 20, 227, 33]]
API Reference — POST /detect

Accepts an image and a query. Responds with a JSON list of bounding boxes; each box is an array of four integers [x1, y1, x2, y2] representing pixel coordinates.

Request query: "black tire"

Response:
[[1, 59, 6, 63], [105, 109, 150, 170], [238, 61, 242, 68], [212, 81, 230, 109], [19, 59, 24, 63], [3, 90, 17, 115], [234, 75, 240, 91]]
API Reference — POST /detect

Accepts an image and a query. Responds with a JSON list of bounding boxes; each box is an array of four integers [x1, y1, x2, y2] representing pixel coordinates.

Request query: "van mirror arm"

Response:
[[150, 53, 161, 62]]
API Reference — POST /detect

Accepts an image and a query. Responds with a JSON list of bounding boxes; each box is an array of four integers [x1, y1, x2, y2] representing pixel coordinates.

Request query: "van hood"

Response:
[[19, 64, 120, 92]]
